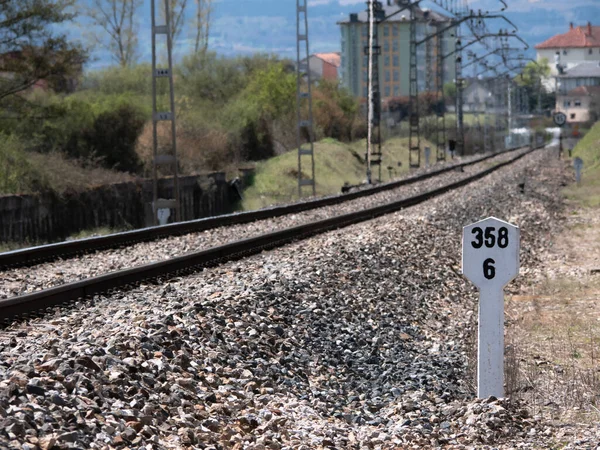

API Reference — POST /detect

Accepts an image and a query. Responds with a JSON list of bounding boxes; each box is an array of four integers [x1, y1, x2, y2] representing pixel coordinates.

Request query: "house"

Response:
[[554, 61, 600, 122], [307, 53, 341, 82], [462, 78, 498, 113], [0, 49, 82, 94], [338, 3, 456, 100], [556, 85, 600, 123], [557, 61, 600, 92], [535, 22, 600, 91]]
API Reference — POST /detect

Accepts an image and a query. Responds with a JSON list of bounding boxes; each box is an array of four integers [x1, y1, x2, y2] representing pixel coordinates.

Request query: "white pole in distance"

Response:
[[462, 217, 520, 398]]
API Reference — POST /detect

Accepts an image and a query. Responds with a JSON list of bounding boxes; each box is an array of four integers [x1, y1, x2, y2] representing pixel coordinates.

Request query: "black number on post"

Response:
[[498, 227, 509, 248], [471, 227, 483, 248], [484, 227, 496, 248], [483, 258, 496, 279]]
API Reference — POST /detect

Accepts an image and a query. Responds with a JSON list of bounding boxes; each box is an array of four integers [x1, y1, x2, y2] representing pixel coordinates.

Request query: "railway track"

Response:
[[0, 144, 544, 322], [0, 144, 534, 270]]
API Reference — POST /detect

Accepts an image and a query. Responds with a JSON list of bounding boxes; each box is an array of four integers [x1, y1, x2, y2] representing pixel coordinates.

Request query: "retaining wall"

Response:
[[0, 173, 237, 244]]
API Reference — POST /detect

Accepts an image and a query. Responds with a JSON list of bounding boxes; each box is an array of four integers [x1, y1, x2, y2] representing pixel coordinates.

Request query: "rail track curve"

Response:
[[0, 144, 543, 323]]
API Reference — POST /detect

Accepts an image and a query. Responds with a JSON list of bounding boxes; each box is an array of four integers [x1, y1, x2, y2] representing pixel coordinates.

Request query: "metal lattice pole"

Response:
[[435, 30, 446, 161], [408, 3, 421, 168], [455, 25, 465, 156], [151, 0, 180, 225], [365, 1, 383, 184], [426, 32, 433, 93], [484, 114, 490, 153], [296, 0, 316, 197]]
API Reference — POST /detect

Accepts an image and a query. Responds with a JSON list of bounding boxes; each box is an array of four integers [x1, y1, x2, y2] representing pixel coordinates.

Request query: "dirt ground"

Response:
[[506, 166, 600, 447]]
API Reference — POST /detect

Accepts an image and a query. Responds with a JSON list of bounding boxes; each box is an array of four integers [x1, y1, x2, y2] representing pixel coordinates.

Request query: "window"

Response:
[[363, 55, 368, 67], [385, 86, 391, 96], [384, 41, 389, 52], [575, 100, 582, 106], [393, 55, 399, 67], [393, 70, 399, 81], [394, 85, 400, 96], [362, 26, 368, 36], [563, 50, 567, 55], [393, 40, 399, 52], [570, 113, 576, 119], [393, 24, 399, 36], [384, 25, 389, 37], [363, 70, 368, 82], [589, 49, 593, 55], [385, 55, 390, 66], [564, 101, 571, 107]]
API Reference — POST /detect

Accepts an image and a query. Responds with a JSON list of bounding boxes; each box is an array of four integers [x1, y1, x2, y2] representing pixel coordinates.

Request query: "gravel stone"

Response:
[[2, 146, 588, 448]]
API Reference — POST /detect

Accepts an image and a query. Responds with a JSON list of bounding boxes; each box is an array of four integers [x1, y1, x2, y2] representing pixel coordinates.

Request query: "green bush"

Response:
[[81, 104, 145, 172], [0, 134, 47, 194], [80, 65, 158, 97]]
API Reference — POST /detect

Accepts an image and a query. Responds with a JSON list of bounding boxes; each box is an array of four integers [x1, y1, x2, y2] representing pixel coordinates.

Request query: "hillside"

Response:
[[242, 136, 436, 211], [565, 121, 600, 207]]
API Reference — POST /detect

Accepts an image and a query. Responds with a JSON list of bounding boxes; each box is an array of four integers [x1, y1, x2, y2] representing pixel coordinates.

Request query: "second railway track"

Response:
[[0, 144, 545, 322]]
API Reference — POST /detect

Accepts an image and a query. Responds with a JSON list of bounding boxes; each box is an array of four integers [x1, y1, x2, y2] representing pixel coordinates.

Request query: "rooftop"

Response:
[[314, 53, 341, 68], [559, 61, 600, 78], [564, 85, 600, 96], [535, 23, 600, 49], [338, 5, 452, 25]]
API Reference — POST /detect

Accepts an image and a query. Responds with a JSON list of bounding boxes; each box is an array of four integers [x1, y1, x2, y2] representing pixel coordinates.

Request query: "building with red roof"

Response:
[[536, 22, 600, 80], [306, 52, 341, 82]]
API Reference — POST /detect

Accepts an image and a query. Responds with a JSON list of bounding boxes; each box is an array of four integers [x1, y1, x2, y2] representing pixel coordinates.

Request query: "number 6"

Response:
[[483, 258, 495, 280]]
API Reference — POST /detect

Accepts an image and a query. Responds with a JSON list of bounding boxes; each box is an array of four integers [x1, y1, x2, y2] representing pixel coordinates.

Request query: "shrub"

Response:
[[313, 80, 358, 142], [82, 104, 145, 173], [0, 134, 47, 194]]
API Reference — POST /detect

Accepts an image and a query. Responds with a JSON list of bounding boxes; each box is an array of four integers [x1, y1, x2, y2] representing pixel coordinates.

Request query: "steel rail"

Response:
[[0, 144, 544, 322], [0, 145, 534, 270]]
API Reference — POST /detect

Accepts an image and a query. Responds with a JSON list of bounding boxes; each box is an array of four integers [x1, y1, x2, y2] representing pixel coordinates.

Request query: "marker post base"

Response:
[[477, 288, 505, 398]]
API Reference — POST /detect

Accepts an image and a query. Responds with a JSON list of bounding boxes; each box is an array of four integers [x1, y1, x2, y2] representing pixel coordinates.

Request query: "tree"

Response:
[[85, 0, 142, 67], [194, 0, 212, 55], [161, 0, 188, 44], [0, 0, 86, 101], [515, 58, 551, 113], [444, 81, 457, 104]]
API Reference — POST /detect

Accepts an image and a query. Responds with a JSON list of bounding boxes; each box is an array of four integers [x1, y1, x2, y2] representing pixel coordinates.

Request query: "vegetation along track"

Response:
[[0, 145, 533, 270], [0, 144, 543, 323]]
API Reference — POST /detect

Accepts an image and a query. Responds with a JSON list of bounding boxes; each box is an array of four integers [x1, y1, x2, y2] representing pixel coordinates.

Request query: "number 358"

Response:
[[471, 226, 509, 280]]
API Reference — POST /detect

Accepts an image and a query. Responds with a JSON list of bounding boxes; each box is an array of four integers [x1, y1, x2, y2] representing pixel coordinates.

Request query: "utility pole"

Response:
[[408, 2, 421, 168], [151, 0, 180, 225], [435, 32, 446, 161], [296, 0, 316, 197], [455, 26, 465, 156], [365, 0, 383, 184]]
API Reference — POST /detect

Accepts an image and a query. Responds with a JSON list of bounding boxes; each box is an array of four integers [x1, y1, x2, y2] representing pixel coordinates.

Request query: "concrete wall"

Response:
[[0, 173, 237, 244]]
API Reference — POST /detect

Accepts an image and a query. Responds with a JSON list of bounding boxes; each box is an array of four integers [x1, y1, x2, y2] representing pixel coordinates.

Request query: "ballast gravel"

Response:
[[0, 148, 530, 300], [1, 146, 587, 449]]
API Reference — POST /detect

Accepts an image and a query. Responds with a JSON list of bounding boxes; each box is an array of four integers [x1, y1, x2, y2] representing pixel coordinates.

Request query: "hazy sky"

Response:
[[74, 0, 600, 71]]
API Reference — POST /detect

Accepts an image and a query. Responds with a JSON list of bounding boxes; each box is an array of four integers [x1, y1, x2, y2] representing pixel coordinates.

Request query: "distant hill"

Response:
[[77, 0, 600, 70]]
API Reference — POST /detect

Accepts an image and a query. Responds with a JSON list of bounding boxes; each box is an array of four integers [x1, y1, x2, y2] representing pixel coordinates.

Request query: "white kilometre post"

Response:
[[462, 217, 520, 398]]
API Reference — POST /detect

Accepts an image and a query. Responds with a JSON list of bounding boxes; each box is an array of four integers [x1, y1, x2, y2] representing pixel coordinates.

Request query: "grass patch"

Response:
[[0, 226, 126, 254], [0, 144, 137, 196], [241, 136, 435, 210], [563, 121, 600, 207], [68, 226, 126, 240]]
